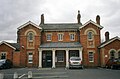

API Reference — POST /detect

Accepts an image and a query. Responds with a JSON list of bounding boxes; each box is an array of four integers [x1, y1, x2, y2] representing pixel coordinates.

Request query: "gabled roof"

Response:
[[0, 41, 16, 50], [40, 42, 82, 48], [8, 43, 20, 51], [98, 36, 120, 48], [40, 23, 82, 31], [79, 20, 103, 29], [0, 41, 20, 51], [17, 21, 42, 30]]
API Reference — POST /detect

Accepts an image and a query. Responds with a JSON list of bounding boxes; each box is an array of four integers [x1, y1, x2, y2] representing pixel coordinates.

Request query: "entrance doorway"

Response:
[[42, 51, 52, 68], [55, 50, 66, 67]]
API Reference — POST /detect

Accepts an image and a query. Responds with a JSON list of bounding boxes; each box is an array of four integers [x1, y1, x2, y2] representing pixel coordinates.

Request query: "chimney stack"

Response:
[[40, 14, 44, 24], [105, 31, 109, 41], [96, 15, 100, 25], [77, 10, 81, 24]]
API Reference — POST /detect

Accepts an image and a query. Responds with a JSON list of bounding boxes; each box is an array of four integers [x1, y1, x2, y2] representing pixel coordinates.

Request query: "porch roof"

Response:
[[40, 42, 82, 48]]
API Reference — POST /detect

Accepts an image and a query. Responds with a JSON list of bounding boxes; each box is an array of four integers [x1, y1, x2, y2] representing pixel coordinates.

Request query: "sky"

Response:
[[0, 0, 120, 43]]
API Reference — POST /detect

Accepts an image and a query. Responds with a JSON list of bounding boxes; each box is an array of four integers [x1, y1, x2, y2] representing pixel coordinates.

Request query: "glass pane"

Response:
[[88, 32, 92, 39]]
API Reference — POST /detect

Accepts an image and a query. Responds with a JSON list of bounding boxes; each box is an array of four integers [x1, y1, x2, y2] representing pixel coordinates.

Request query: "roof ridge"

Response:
[[98, 36, 120, 48]]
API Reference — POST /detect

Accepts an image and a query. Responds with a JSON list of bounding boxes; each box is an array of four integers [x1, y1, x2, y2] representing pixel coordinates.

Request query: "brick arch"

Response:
[[117, 49, 120, 58], [24, 29, 37, 36], [108, 49, 117, 59], [84, 28, 97, 35]]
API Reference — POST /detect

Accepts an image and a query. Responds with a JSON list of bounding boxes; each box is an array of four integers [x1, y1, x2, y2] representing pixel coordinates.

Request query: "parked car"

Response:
[[69, 57, 83, 69], [105, 58, 120, 69], [0, 59, 13, 69]]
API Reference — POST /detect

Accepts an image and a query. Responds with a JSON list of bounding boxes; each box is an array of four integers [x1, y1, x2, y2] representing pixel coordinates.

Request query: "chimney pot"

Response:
[[77, 10, 81, 24], [105, 31, 109, 41], [96, 15, 100, 25], [40, 14, 44, 24]]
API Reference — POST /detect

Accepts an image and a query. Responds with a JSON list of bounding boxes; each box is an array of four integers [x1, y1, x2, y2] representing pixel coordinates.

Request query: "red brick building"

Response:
[[0, 11, 119, 68], [98, 32, 120, 67]]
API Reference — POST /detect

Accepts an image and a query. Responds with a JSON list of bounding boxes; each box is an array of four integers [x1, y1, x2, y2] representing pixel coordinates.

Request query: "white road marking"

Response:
[[24, 75, 68, 79], [18, 74, 26, 78]]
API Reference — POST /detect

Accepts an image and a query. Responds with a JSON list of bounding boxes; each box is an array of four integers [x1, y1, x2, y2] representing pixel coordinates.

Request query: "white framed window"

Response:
[[27, 32, 34, 42], [28, 52, 33, 63], [70, 33, 75, 41], [58, 33, 63, 41], [46, 33, 52, 41], [110, 50, 115, 59], [89, 52, 94, 62], [0, 52, 6, 59], [88, 31, 93, 40]]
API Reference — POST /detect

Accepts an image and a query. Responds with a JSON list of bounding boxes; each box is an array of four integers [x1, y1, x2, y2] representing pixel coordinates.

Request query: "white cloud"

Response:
[[0, 0, 120, 42]]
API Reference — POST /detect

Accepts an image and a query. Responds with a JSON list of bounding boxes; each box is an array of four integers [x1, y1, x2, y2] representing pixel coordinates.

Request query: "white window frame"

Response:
[[0, 52, 7, 59], [28, 52, 33, 64], [88, 31, 93, 40], [27, 32, 34, 42], [89, 52, 94, 62], [110, 50, 115, 59], [46, 33, 52, 41], [69, 33, 75, 41], [58, 33, 64, 41]]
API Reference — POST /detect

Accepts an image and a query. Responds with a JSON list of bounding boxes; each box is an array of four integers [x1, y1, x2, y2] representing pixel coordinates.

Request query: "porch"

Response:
[[39, 42, 83, 68]]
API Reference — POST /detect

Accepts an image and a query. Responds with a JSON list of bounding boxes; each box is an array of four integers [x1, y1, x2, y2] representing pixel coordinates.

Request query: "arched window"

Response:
[[88, 31, 93, 40], [28, 32, 34, 41], [118, 51, 120, 59], [110, 50, 115, 59]]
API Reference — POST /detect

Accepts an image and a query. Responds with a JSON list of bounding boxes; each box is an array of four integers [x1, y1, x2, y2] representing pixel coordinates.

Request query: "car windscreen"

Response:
[[70, 57, 81, 61]]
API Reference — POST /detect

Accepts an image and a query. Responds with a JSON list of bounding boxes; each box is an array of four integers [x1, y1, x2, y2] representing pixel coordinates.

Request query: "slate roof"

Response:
[[40, 42, 82, 48], [0, 41, 20, 51], [79, 20, 103, 29], [40, 23, 82, 31], [8, 43, 20, 51], [98, 36, 120, 48]]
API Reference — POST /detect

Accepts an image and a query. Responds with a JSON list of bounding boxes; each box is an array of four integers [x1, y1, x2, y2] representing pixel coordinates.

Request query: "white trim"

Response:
[[117, 49, 120, 53], [108, 49, 118, 59], [84, 28, 97, 35], [24, 29, 37, 35], [17, 21, 42, 30], [66, 50, 69, 68], [57, 33, 64, 41], [99, 36, 120, 48], [0, 41, 16, 50], [39, 50, 42, 68], [69, 33, 75, 41], [79, 20, 103, 29], [27, 52, 33, 64], [0, 52, 7, 59], [52, 50, 56, 68], [46, 33, 52, 41], [88, 50, 95, 62]]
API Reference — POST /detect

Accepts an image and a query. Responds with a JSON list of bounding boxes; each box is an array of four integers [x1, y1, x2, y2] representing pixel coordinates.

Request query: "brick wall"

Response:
[[0, 44, 13, 61], [100, 39, 120, 67], [18, 24, 41, 67], [41, 31, 80, 43], [80, 23, 101, 67], [13, 52, 20, 67]]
